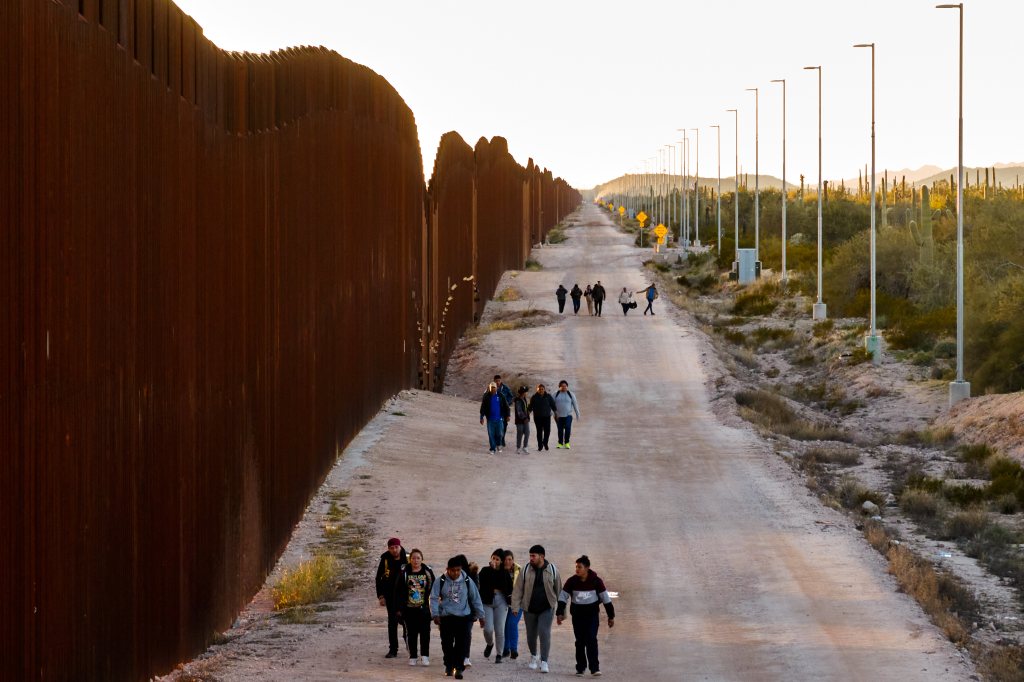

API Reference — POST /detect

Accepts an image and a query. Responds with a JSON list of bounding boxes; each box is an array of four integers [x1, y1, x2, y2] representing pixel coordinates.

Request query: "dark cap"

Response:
[[387, 537, 401, 548]]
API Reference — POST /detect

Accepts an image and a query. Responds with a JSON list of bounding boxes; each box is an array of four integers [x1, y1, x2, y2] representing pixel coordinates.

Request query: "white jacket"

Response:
[[618, 291, 633, 305]]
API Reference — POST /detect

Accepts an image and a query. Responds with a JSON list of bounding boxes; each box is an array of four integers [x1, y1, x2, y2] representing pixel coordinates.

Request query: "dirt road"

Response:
[[178, 204, 972, 680]]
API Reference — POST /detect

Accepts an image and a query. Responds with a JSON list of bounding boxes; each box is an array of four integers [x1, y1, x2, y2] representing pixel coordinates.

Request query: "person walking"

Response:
[[511, 544, 562, 674], [479, 382, 510, 454], [556, 555, 615, 677], [513, 386, 531, 454], [528, 384, 557, 451], [553, 380, 581, 450], [637, 283, 659, 315], [375, 538, 408, 658], [501, 550, 523, 660], [618, 288, 634, 316], [583, 284, 594, 316], [569, 284, 583, 315], [395, 549, 436, 667], [479, 548, 514, 663], [555, 284, 568, 314], [431, 557, 485, 680], [464, 559, 481, 668], [591, 281, 606, 317], [494, 374, 515, 448]]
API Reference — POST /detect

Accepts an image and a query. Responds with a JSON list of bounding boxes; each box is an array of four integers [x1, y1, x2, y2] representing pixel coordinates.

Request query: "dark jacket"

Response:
[[376, 547, 408, 599], [394, 563, 436, 612], [497, 382, 515, 407], [570, 285, 583, 300], [556, 570, 615, 620], [480, 390, 510, 421], [513, 396, 530, 425], [528, 392, 557, 419], [555, 285, 568, 301], [478, 565, 514, 606], [591, 284, 606, 302]]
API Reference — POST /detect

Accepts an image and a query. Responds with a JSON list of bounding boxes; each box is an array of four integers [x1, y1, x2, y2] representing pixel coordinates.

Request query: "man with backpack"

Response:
[[376, 538, 408, 658], [591, 281, 606, 317], [569, 284, 583, 315], [511, 544, 562, 674], [555, 284, 568, 314], [637, 283, 659, 315], [494, 375, 515, 448], [431, 556, 486, 679]]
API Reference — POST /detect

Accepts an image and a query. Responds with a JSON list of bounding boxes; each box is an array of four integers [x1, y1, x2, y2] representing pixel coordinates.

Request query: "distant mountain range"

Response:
[[590, 164, 1024, 197]]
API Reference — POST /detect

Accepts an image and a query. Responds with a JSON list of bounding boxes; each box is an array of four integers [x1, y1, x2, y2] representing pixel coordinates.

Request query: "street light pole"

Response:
[[855, 42, 881, 363], [691, 128, 700, 247], [771, 79, 787, 283], [727, 109, 739, 266], [746, 87, 760, 265], [805, 65, 826, 320], [938, 3, 969, 406], [712, 124, 721, 253]]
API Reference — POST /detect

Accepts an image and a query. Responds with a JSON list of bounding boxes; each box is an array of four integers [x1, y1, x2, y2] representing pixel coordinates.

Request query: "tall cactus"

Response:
[[910, 185, 934, 265]]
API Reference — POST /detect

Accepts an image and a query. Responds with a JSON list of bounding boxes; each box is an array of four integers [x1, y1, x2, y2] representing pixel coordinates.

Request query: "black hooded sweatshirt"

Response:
[[528, 391, 557, 419], [376, 547, 408, 600]]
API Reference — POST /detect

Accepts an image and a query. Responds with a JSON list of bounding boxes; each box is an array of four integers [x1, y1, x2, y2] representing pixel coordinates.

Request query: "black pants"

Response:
[[644, 299, 654, 314], [572, 609, 601, 673], [621, 303, 630, 315], [557, 298, 566, 313], [405, 608, 431, 658], [556, 415, 573, 445], [440, 615, 471, 672], [386, 596, 405, 653], [572, 298, 581, 314], [534, 415, 551, 449], [594, 299, 603, 316]]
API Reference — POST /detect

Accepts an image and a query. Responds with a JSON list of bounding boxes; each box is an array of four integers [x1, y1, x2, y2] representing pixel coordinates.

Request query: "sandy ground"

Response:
[[167, 204, 975, 681]]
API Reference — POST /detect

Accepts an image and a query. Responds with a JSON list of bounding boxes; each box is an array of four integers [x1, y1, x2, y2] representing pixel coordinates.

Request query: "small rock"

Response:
[[861, 500, 881, 516]]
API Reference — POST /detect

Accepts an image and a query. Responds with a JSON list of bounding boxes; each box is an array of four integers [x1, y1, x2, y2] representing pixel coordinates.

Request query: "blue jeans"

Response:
[[503, 607, 521, 654], [486, 419, 505, 451], [556, 415, 573, 445]]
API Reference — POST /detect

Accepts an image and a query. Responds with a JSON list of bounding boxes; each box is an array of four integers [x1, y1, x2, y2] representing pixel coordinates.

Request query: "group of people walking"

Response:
[[377, 539, 615, 678], [480, 374, 580, 453], [556, 281, 659, 317]]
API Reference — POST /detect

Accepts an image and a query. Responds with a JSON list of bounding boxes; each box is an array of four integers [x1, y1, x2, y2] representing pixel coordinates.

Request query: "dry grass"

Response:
[[900, 488, 945, 521], [272, 554, 340, 611], [495, 286, 523, 302], [735, 390, 850, 442], [944, 508, 990, 540], [524, 257, 543, 271], [802, 445, 861, 468]]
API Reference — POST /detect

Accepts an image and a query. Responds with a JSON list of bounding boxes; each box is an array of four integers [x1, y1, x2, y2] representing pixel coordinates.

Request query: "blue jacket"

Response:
[[430, 571, 485, 619]]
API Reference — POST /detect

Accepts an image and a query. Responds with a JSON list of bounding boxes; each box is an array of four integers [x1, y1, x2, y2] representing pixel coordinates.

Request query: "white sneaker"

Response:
[[408, 658, 417, 666], [464, 657, 472, 668], [420, 656, 429, 666], [528, 656, 539, 670], [540, 660, 550, 673]]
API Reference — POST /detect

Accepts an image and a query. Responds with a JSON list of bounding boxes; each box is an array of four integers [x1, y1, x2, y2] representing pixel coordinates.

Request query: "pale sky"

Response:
[[173, 0, 1023, 190]]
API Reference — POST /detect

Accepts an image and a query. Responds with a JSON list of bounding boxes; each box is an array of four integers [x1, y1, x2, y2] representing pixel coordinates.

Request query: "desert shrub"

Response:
[[732, 285, 779, 316], [804, 446, 861, 467], [524, 257, 543, 271], [944, 509, 990, 540], [546, 226, 568, 243], [932, 338, 957, 358], [900, 488, 944, 521], [722, 329, 746, 345], [273, 554, 340, 610], [812, 319, 834, 338], [846, 347, 873, 365], [735, 390, 794, 424]]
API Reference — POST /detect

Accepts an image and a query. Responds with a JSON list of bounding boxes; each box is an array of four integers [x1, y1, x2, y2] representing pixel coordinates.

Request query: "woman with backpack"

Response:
[[513, 386, 531, 454], [394, 549, 436, 667], [554, 380, 581, 449]]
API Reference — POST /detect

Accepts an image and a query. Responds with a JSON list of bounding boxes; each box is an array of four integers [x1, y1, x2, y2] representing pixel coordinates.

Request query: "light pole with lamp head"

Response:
[[805, 65, 826, 320], [855, 42, 882, 363], [711, 124, 722, 253], [690, 128, 700, 247], [771, 79, 788, 283], [937, 3, 969, 406], [746, 87, 760, 268], [727, 109, 739, 267]]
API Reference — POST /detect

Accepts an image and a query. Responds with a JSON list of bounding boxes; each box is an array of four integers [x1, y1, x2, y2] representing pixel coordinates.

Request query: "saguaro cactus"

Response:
[[910, 185, 934, 265]]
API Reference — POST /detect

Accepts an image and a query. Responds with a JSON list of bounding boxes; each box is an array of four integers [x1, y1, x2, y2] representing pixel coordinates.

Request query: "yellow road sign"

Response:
[[657, 236, 666, 245], [618, 206, 625, 215], [654, 224, 668, 238], [636, 211, 648, 224]]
